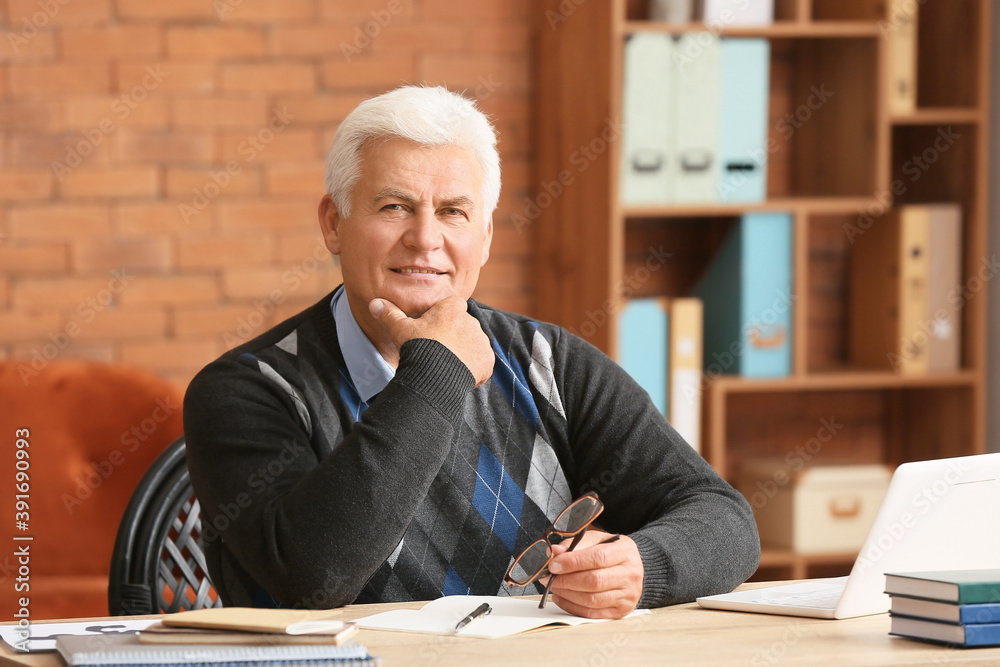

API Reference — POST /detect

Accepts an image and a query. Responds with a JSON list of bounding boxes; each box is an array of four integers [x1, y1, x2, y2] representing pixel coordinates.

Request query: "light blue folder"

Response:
[[617, 299, 669, 414], [693, 212, 792, 377], [716, 39, 770, 203]]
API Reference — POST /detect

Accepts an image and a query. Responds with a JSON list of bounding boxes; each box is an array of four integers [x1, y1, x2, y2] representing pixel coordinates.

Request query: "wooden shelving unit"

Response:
[[535, 0, 991, 579]]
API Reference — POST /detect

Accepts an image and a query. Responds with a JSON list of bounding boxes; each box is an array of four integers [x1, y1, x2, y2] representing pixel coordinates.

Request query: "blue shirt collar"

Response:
[[331, 286, 395, 402]]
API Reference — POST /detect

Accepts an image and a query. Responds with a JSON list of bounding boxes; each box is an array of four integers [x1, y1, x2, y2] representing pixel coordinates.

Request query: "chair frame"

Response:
[[108, 436, 221, 615]]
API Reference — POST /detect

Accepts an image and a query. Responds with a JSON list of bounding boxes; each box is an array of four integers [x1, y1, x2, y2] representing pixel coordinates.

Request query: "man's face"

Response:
[[320, 138, 492, 328]]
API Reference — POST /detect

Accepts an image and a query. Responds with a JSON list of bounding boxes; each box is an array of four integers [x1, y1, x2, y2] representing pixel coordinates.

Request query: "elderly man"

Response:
[[184, 85, 759, 619]]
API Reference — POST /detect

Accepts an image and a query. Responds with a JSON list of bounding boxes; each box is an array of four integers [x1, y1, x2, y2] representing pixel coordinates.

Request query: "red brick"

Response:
[[265, 162, 325, 196], [218, 199, 317, 231], [13, 133, 114, 170], [116, 130, 213, 163], [14, 276, 121, 308], [58, 166, 159, 199], [72, 236, 173, 273], [275, 231, 332, 265], [322, 52, 416, 91], [319, 0, 416, 20], [171, 97, 268, 128], [273, 297, 332, 326], [6, 0, 112, 25], [118, 275, 220, 306], [268, 25, 357, 57], [11, 341, 116, 365], [120, 339, 217, 376], [418, 54, 530, 96], [0, 101, 63, 132], [215, 127, 319, 164], [0, 310, 62, 343], [174, 304, 274, 338], [60, 26, 162, 57], [116, 0, 214, 21], [0, 243, 67, 273], [9, 62, 111, 95], [65, 96, 168, 129], [216, 0, 315, 22], [177, 234, 273, 269], [222, 265, 337, 300], [370, 23, 466, 55], [166, 27, 265, 58], [115, 202, 212, 235], [220, 63, 317, 94], [421, 0, 529, 20], [118, 61, 214, 94], [462, 24, 533, 55], [9, 204, 112, 239], [0, 26, 56, 59], [166, 166, 261, 198], [68, 307, 169, 342], [0, 277, 8, 309], [271, 93, 367, 125], [0, 169, 53, 200]]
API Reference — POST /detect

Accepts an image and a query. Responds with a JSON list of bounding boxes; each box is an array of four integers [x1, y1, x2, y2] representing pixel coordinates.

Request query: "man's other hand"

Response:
[[369, 296, 494, 387], [543, 531, 644, 619]]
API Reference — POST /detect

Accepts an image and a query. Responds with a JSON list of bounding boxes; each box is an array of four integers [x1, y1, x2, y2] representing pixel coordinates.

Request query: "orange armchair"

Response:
[[0, 361, 184, 620]]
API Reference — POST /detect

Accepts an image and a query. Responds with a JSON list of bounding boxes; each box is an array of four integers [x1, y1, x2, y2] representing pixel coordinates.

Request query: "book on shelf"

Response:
[[672, 32, 722, 203], [692, 211, 793, 378], [890, 596, 1000, 625], [56, 633, 376, 666], [621, 32, 675, 205], [850, 204, 962, 374], [701, 0, 774, 26], [885, 570, 1000, 604], [886, 0, 918, 114], [617, 297, 703, 452], [716, 37, 770, 202], [648, 0, 693, 23], [889, 615, 1000, 648]]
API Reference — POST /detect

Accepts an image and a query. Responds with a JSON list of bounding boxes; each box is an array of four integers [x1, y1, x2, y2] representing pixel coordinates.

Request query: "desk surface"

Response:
[[3, 587, 999, 667]]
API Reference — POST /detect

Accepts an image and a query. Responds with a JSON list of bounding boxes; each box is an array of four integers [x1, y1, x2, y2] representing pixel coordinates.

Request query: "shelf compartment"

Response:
[[915, 0, 984, 109]]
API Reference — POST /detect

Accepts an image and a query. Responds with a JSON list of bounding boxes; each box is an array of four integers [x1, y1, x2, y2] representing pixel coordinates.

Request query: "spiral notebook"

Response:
[[56, 633, 378, 666]]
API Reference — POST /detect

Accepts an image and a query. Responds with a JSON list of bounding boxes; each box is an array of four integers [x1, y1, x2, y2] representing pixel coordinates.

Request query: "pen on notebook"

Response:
[[454, 602, 492, 633]]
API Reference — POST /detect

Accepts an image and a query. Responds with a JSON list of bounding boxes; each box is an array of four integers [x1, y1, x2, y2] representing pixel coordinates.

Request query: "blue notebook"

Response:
[[617, 298, 669, 414], [692, 212, 793, 378]]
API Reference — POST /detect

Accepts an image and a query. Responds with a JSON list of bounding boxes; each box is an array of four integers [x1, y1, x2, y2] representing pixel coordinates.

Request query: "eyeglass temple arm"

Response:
[[538, 531, 588, 609]]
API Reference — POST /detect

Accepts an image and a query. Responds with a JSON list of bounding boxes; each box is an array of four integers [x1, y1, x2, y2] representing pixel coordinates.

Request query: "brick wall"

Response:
[[0, 0, 535, 389]]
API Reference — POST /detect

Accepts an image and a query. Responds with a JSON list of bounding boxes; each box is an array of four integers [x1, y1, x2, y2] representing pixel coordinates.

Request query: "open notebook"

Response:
[[697, 453, 1000, 619], [354, 595, 649, 639]]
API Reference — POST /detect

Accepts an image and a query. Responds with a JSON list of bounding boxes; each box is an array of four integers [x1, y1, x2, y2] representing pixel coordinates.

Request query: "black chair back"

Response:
[[108, 436, 222, 615]]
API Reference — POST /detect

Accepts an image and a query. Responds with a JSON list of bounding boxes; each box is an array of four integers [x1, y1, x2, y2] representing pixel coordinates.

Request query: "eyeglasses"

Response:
[[504, 492, 604, 609]]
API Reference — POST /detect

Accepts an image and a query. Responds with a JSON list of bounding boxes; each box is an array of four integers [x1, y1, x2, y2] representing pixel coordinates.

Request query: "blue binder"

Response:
[[617, 298, 669, 414], [716, 38, 770, 203], [693, 212, 792, 378]]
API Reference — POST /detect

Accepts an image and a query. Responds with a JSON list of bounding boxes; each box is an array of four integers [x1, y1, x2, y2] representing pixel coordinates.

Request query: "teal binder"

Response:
[[717, 38, 770, 203], [617, 298, 669, 414], [693, 212, 792, 377]]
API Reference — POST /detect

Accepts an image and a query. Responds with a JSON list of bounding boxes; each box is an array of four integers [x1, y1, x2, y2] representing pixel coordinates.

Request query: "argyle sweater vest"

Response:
[[188, 294, 580, 606]]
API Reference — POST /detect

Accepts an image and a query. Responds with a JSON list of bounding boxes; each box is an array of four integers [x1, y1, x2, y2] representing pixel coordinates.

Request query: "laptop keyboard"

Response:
[[752, 588, 843, 609]]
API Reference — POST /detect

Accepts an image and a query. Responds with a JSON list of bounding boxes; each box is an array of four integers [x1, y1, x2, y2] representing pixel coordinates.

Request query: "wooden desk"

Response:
[[3, 590, 999, 667]]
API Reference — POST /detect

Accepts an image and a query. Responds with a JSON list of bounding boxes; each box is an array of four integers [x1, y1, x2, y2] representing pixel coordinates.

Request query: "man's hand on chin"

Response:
[[369, 296, 494, 387]]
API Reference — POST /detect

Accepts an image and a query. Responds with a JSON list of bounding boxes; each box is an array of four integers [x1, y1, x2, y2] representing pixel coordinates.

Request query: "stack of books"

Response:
[[886, 569, 1000, 647], [56, 608, 378, 666]]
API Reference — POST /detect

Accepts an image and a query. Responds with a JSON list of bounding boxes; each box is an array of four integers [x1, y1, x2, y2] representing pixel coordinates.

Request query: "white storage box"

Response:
[[738, 460, 892, 554]]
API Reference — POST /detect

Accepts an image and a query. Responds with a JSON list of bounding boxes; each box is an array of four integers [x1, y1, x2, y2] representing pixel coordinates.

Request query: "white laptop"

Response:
[[697, 452, 1000, 619]]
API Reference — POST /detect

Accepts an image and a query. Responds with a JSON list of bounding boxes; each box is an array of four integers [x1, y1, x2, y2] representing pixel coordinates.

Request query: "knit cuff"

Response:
[[631, 530, 673, 609], [394, 338, 476, 422]]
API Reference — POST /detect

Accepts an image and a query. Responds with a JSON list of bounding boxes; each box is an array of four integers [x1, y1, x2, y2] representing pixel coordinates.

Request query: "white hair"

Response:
[[324, 85, 501, 224]]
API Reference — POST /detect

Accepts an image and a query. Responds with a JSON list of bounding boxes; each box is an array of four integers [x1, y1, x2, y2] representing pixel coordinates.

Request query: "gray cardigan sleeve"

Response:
[[549, 327, 760, 607]]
